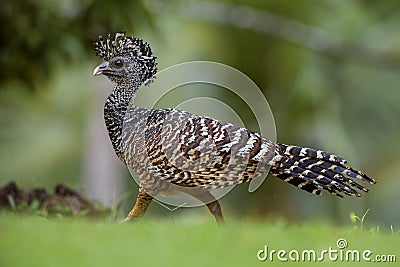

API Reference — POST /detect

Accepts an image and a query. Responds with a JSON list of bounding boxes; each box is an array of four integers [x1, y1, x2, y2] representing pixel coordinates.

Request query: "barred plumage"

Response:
[[270, 144, 375, 197], [93, 32, 376, 224]]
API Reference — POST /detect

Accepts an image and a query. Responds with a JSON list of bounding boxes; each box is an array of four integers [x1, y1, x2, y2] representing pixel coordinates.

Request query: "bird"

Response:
[[92, 32, 376, 224]]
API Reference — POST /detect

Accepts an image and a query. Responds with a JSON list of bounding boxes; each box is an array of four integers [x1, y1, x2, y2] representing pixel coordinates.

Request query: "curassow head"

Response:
[[93, 32, 157, 87]]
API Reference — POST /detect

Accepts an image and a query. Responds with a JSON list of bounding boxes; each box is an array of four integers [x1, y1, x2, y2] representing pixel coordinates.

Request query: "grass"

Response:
[[0, 212, 398, 267]]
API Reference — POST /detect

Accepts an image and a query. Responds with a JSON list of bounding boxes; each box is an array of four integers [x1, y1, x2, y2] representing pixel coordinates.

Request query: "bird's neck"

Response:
[[104, 83, 139, 161]]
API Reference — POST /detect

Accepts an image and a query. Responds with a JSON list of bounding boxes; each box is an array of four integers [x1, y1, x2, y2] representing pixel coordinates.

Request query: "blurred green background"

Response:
[[0, 0, 399, 228]]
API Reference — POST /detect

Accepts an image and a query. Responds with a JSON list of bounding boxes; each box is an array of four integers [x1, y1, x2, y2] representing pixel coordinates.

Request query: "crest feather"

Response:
[[93, 32, 157, 84]]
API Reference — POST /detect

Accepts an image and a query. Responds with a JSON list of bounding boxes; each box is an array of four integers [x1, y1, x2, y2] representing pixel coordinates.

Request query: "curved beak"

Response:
[[93, 61, 110, 76]]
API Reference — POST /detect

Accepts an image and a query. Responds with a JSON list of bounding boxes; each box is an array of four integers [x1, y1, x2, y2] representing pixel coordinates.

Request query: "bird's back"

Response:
[[121, 106, 276, 189]]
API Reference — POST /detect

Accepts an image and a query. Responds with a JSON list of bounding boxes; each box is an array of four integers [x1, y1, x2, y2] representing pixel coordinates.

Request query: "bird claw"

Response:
[[123, 216, 139, 222]]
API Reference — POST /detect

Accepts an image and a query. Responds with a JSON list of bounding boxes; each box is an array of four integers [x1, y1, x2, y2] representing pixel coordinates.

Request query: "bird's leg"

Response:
[[182, 188, 225, 225], [125, 188, 153, 221], [206, 200, 225, 225]]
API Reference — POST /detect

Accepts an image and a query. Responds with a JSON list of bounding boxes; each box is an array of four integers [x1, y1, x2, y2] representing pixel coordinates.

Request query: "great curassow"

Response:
[[92, 32, 376, 224]]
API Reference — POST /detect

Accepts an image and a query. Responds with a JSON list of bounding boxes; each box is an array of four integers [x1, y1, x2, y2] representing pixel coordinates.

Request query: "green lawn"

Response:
[[0, 212, 398, 267]]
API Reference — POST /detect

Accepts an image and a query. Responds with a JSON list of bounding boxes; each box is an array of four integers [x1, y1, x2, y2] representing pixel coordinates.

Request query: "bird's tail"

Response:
[[269, 144, 376, 197]]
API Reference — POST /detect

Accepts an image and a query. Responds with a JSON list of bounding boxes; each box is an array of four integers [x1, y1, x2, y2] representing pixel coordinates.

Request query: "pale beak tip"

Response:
[[93, 61, 109, 76], [93, 67, 102, 76]]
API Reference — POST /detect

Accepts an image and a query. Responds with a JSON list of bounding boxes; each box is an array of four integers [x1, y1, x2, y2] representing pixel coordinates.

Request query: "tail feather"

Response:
[[285, 157, 371, 192], [271, 144, 376, 197], [279, 144, 347, 166], [276, 172, 323, 196]]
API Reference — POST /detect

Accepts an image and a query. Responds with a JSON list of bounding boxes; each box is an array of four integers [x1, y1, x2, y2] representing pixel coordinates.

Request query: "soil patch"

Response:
[[0, 181, 104, 216]]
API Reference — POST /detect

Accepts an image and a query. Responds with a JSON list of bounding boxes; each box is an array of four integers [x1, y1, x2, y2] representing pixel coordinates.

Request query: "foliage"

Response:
[[0, 213, 399, 267], [0, 0, 153, 88], [0, 0, 400, 225]]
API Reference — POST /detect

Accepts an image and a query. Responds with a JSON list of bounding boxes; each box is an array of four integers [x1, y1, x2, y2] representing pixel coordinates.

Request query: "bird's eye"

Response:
[[114, 59, 123, 69]]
